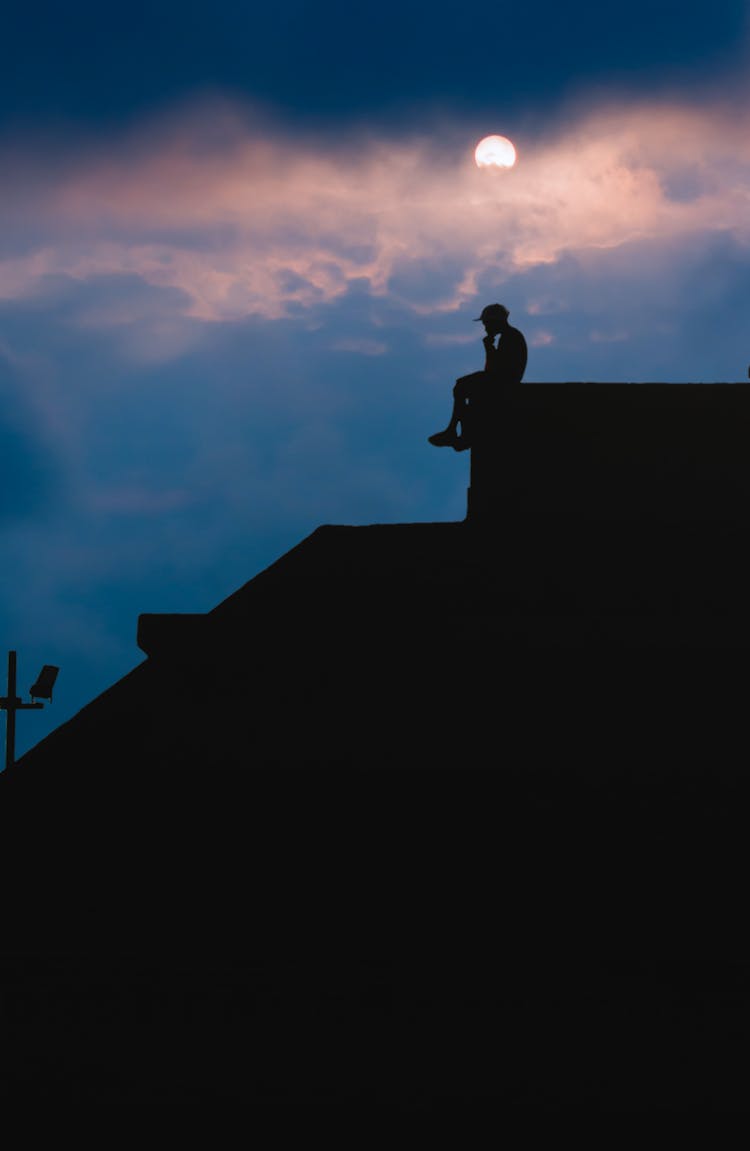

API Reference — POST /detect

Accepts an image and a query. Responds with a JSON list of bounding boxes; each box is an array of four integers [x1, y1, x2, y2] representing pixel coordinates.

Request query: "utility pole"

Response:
[[0, 651, 58, 771]]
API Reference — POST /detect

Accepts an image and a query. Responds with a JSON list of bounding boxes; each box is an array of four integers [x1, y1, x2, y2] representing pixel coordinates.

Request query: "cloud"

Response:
[[2, 94, 750, 344]]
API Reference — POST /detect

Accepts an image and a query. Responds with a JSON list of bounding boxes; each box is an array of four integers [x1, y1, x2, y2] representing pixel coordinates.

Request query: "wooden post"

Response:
[[1, 650, 44, 771]]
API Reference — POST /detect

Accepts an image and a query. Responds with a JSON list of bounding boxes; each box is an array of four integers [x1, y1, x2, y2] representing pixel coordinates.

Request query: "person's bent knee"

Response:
[[455, 370, 484, 397]]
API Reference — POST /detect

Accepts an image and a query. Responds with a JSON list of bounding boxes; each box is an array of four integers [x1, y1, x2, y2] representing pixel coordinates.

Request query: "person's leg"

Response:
[[429, 374, 481, 448]]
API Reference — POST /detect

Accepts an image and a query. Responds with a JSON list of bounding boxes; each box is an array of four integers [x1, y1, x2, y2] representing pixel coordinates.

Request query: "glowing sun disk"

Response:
[[475, 135, 517, 169]]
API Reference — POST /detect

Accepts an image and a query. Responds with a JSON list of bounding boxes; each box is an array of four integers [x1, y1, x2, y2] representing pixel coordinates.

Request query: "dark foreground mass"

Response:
[[4, 953, 750, 1107], [4, 384, 750, 1105]]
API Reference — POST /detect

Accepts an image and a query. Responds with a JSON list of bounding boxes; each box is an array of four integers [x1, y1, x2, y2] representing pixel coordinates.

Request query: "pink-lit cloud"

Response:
[[2, 96, 750, 338]]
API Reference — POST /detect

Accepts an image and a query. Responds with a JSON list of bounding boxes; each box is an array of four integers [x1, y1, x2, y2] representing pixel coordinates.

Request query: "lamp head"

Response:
[[30, 665, 59, 702]]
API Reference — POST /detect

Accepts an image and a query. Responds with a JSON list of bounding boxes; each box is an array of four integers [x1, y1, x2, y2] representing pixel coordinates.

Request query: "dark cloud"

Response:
[[1, 2, 746, 130]]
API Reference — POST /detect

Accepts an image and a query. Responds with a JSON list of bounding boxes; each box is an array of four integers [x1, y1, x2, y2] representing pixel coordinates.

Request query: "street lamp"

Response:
[[0, 651, 59, 771]]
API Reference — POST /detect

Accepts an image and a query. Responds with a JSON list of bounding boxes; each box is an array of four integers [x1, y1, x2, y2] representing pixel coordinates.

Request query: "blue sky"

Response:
[[3, 2, 750, 757]]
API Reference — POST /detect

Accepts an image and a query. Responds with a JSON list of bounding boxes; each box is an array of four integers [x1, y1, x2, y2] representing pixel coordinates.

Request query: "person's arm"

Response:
[[483, 334, 497, 371]]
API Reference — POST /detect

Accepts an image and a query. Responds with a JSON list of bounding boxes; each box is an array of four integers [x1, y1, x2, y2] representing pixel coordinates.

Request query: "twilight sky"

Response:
[[3, 1, 750, 757]]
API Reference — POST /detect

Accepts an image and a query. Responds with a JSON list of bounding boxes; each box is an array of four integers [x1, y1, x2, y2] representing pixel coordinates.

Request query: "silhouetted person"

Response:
[[429, 304, 527, 450]]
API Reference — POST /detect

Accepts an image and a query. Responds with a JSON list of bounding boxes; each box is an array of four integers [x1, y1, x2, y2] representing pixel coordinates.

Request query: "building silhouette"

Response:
[[3, 383, 749, 1106]]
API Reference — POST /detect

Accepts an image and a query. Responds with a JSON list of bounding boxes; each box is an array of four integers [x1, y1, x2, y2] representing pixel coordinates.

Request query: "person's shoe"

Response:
[[428, 428, 458, 447]]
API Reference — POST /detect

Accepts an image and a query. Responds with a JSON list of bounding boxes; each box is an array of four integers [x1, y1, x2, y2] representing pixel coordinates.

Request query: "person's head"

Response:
[[474, 303, 510, 337]]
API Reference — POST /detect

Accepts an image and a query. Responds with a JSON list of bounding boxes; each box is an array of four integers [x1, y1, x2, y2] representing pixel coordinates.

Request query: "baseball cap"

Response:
[[474, 303, 510, 322]]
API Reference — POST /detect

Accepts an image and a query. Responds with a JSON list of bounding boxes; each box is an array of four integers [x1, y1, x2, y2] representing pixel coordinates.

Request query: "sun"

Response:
[[474, 135, 517, 169]]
